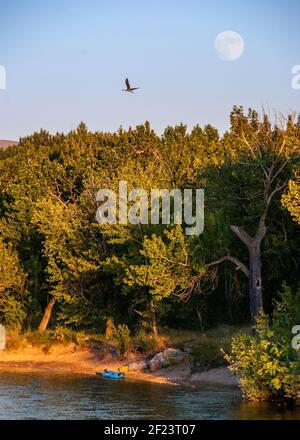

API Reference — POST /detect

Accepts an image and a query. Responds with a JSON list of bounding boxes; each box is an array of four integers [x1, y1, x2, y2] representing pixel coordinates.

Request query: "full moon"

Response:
[[214, 31, 245, 61]]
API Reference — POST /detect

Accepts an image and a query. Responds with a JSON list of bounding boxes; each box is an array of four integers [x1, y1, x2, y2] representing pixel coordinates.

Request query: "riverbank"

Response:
[[0, 344, 238, 386]]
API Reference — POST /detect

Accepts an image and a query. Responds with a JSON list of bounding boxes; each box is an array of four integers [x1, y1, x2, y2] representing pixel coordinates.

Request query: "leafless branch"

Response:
[[205, 255, 249, 278]]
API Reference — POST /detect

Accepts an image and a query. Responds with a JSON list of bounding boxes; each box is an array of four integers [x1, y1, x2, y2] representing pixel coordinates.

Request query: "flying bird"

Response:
[[123, 78, 140, 93]]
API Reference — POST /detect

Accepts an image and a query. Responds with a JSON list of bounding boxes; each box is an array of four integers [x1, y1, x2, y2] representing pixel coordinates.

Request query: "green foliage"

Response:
[[225, 285, 300, 403], [112, 324, 132, 355], [0, 238, 28, 328], [282, 179, 300, 226], [192, 325, 243, 369], [31, 198, 101, 326], [126, 226, 197, 300], [133, 330, 157, 354], [0, 110, 299, 334]]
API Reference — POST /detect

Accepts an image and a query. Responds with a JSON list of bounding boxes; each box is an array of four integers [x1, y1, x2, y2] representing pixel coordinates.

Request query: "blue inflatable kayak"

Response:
[[96, 370, 125, 380]]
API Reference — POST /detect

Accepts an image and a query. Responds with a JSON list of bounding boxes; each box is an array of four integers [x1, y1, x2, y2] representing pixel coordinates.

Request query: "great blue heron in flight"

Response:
[[123, 78, 140, 93]]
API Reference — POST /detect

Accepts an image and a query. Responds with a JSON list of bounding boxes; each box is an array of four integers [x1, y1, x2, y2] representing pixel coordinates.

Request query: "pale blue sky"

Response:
[[0, 0, 299, 140]]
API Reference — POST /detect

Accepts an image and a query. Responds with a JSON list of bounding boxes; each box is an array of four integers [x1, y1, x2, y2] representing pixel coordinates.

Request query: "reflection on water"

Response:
[[0, 371, 299, 420]]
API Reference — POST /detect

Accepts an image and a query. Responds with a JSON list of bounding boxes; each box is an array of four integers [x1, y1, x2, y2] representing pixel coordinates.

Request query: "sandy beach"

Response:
[[0, 344, 238, 387]]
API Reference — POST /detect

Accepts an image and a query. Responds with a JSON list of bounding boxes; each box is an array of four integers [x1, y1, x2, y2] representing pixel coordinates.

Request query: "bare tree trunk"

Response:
[[230, 225, 265, 324], [249, 243, 263, 323], [38, 298, 56, 332]]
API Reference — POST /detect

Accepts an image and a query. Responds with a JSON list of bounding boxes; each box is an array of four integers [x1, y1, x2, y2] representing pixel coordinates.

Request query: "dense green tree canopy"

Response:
[[0, 109, 299, 332]]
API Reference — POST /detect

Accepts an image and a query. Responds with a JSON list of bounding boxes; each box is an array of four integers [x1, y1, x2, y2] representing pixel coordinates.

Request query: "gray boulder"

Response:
[[128, 362, 139, 371], [149, 352, 165, 371], [128, 361, 147, 372], [163, 348, 185, 359], [136, 361, 147, 371]]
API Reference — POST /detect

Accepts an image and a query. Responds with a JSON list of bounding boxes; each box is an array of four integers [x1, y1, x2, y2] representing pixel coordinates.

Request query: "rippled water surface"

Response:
[[0, 371, 299, 420]]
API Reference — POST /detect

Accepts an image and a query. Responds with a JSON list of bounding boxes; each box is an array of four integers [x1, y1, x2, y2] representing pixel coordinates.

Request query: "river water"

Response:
[[0, 371, 299, 420]]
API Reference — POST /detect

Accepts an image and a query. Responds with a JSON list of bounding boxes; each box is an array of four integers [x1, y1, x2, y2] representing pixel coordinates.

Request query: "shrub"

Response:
[[5, 330, 28, 351], [112, 324, 132, 355], [225, 285, 300, 405], [25, 330, 54, 346], [52, 326, 79, 344], [133, 331, 157, 354], [192, 325, 239, 369]]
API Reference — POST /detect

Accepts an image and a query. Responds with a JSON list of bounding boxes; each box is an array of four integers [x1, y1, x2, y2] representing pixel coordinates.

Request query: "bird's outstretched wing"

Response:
[[130, 87, 140, 91], [125, 78, 130, 90]]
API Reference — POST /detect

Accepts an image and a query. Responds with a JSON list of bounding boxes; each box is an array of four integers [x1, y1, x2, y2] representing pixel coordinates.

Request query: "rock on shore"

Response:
[[127, 348, 188, 373]]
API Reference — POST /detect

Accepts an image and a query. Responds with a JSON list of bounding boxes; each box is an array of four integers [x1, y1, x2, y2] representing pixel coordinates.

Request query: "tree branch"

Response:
[[206, 256, 249, 278], [230, 225, 253, 247]]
